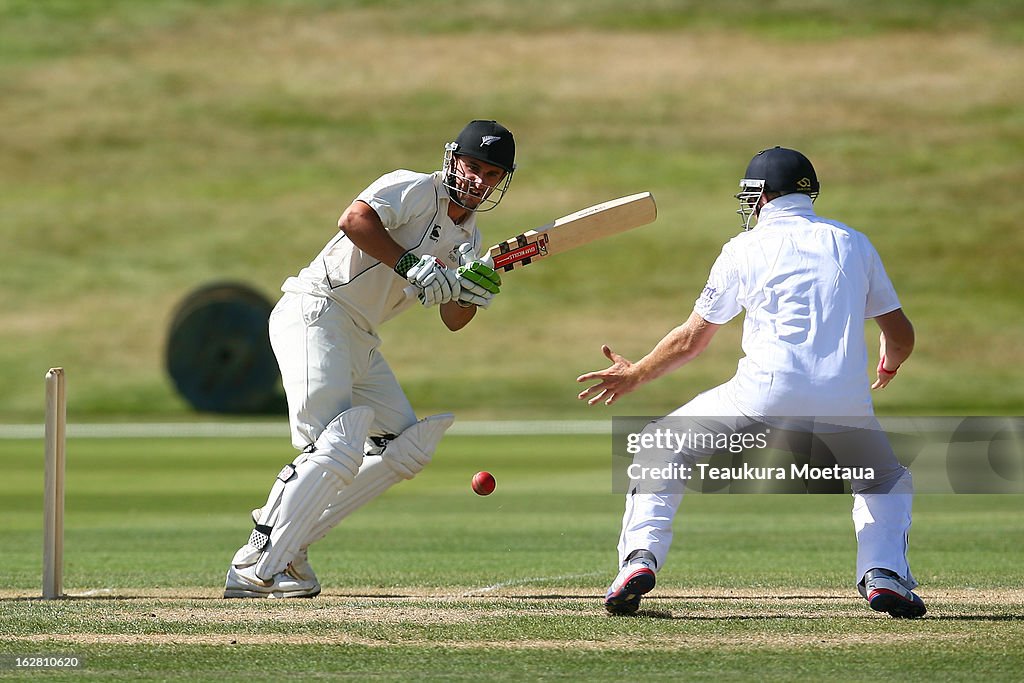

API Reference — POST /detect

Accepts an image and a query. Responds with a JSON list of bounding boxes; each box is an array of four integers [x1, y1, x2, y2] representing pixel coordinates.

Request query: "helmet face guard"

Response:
[[734, 147, 819, 230], [442, 143, 514, 213], [442, 120, 516, 213], [735, 178, 766, 230]]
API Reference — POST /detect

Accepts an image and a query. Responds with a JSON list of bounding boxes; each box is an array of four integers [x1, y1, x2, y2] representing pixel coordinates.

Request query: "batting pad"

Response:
[[229, 461, 299, 568], [253, 458, 346, 579], [310, 406, 376, 484], [301, 455, 403, 548], [301, 413, 455, 547], [240, 407, 374, 579], [380, 413, 454, 479]]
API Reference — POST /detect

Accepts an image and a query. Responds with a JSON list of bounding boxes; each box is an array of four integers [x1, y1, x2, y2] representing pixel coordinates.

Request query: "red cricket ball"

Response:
[[472, 471, 496, 496]]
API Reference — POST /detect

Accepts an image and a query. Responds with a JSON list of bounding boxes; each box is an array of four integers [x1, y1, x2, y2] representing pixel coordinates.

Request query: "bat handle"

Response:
[[403, 284, 418, 300]]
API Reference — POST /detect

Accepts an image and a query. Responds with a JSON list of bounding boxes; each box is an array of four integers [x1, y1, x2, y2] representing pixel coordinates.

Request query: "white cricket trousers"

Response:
[[268, 292, 418, 450], [618, 385, 917, 588]]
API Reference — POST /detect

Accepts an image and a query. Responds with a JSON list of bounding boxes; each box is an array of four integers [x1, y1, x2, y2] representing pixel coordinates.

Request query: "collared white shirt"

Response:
[[694, 194, 901, 417], [282, 170, 482, 332]]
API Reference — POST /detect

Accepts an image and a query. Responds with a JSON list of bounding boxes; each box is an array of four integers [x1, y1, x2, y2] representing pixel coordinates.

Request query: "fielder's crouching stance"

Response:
[[578, 147, 926, 619], [225, 120, 515, 598]]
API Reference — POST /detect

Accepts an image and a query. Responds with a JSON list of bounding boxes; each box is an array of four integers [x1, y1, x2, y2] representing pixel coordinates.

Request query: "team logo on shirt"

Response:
[[429, 225, 442, 241], [700, 284, 718, 302]]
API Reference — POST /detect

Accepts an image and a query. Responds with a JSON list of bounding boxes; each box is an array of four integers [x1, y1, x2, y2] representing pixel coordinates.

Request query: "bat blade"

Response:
[[401, 192, 657, 301], [489, 192, 656, 272]]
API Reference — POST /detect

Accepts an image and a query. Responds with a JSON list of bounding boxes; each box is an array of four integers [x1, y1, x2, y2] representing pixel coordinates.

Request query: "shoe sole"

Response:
[[223, 588, 321, 599], [868, 588, 926, 618], [604, 568, 656, 615]]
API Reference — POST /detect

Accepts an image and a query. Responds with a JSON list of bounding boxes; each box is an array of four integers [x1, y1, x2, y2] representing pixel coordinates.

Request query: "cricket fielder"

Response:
[[578, 147, 926, 618], [224, 120, 514, 598]]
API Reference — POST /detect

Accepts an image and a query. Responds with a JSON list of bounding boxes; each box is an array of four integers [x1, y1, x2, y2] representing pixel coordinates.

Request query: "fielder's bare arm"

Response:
[[578, 307, 914, 403], [224, 120, 514, 598]]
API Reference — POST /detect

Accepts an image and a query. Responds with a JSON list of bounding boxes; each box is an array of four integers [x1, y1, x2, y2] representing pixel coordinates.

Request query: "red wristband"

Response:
[[877, 356, 899, 376]]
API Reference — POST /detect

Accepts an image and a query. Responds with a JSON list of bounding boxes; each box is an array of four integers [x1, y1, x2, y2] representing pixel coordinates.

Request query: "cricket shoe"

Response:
[[223, 562, 321, 599], [859, 568, 927, 619], [604, 551, 657, 615], [250, 507, 319, 585]]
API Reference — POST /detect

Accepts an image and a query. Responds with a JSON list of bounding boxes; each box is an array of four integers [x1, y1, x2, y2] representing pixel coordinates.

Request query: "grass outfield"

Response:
[[1, 1, 1023, 419], [2, 434, 1022, 680]]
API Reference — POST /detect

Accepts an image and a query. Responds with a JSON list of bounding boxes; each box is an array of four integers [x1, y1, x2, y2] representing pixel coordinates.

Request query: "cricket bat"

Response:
[[403, 192, 657, 300], [486, 191, 657, 272]]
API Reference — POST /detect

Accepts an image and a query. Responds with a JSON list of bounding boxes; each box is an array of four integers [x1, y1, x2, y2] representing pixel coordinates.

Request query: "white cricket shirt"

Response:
[[281, 170, 482, 333], [693, 194, 901, 417]]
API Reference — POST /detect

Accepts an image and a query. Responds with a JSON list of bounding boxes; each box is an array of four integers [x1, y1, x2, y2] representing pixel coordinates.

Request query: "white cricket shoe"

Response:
[[250, 507, 319, 585], [223, 563, 321, 599], [285, 547, 318, 585], [604, 551, 657, 615], [859, 568, 927, 618]]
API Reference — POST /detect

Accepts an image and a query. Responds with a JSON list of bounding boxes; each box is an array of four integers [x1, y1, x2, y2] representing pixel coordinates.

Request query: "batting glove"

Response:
[[401, 253, 459, 307], [455, 243, 501, 308]]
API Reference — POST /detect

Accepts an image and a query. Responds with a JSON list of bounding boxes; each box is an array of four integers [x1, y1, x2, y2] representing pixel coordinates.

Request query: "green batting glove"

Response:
[[457, 261, 501, 294]]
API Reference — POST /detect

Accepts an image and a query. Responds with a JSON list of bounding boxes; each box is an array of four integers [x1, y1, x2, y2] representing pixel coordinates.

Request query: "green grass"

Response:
[[2, 434, 1023, 680], [2, 3, 1022, 676], [2, 623, 1024, 682], [1, 1, 1023, 419]]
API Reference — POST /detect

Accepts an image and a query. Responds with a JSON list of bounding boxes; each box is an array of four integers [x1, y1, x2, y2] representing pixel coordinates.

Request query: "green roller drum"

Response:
[[165, 282, 283, 414]]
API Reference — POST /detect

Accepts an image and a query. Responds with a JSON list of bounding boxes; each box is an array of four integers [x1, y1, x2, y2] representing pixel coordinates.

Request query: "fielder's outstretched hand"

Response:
[[576, 345, 639, 406]]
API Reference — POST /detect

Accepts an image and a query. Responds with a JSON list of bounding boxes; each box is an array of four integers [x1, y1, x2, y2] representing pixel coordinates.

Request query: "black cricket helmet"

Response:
[[736, 146, 819, 229], [443, 120, 515, 212]]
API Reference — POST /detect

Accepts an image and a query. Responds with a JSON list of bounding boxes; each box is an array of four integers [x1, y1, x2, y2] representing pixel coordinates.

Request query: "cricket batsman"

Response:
[[578, 147, 926, 619], [224, 120, 514, 598]]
